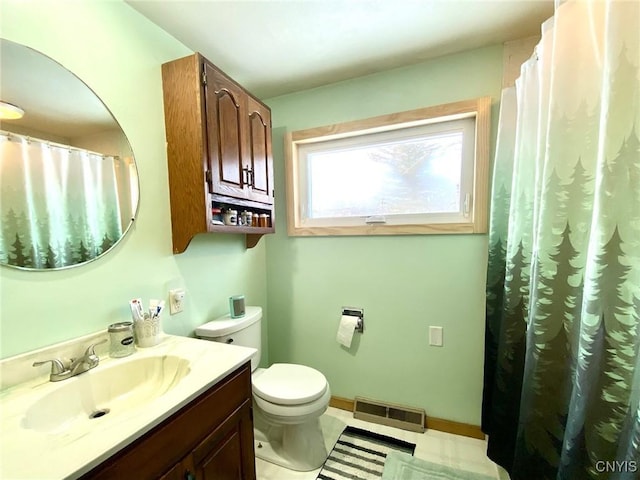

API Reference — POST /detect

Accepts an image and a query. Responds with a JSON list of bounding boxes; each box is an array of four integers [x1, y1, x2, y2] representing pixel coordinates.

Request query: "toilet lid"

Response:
[[252, 363, 327, 405]]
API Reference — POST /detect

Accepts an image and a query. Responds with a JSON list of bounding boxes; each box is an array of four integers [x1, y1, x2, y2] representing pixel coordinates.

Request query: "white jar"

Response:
[[223, 209, 238, 225], [241, 211, 252, 226]]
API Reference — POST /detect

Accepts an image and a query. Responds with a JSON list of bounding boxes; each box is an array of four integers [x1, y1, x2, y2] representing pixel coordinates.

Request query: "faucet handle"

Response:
[[84, 338, 108, 357], [33, 358, 67, 375]]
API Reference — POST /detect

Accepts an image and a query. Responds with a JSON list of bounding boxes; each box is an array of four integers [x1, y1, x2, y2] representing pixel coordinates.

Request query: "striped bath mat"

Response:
[[317, 426, 416, 480]]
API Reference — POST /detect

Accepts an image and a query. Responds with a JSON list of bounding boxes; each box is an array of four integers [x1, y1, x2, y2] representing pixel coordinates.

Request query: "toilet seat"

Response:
[[253, 383, 331, 424], [252, 363, 327, 405]]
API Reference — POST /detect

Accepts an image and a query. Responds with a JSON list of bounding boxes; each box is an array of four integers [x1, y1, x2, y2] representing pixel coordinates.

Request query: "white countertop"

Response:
[[0, 335, 256, 479]]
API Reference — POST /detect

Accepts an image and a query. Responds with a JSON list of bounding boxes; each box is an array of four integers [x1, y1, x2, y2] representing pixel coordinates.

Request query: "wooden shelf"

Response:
[[208, 225, 273, 235], [206, 225, 274, 248]]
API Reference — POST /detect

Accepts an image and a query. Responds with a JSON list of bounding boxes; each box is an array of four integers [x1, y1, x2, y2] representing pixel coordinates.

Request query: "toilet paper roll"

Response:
[[336, 315, 359, 348]]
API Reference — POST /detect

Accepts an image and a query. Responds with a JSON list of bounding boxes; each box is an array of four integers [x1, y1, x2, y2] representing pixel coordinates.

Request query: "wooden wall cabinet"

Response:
[[81, 363, 256, 480], [162, 54, 275, 252]]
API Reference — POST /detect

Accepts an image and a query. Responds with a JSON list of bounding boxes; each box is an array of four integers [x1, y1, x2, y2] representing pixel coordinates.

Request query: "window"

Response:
[[285, 97, 491, 236]]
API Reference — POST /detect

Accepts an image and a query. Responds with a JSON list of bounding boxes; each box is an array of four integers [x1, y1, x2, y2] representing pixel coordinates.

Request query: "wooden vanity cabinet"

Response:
[[162, 53, 275, 253], [81, 362, 256, 480]]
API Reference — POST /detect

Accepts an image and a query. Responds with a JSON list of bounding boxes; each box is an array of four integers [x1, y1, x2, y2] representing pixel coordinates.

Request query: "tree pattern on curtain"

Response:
[[0, 133, 135, 269], [483, 1, 639, 479]]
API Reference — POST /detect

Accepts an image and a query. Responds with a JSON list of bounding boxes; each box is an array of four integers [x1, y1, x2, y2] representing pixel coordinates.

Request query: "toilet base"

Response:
[[254, 410, 346, 471]]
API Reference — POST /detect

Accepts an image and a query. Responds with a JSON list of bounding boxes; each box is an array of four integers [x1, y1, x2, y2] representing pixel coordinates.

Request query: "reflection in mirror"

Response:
[[0, 39, 139, 270]]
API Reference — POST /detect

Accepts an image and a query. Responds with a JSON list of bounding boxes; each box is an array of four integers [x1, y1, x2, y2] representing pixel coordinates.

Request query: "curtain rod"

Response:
[[0, 129, 120, 160]]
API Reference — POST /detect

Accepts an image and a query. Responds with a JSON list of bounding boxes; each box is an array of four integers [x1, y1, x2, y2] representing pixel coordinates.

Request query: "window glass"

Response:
[[285, 97, 491, 236], [302, 120, 472, 223]]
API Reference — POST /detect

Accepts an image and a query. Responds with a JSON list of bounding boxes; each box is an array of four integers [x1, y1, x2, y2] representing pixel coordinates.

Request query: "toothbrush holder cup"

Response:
[[134, 313, 162, 348]]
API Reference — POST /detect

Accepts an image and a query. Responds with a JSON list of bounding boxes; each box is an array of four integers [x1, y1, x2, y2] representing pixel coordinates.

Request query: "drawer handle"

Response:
[[184, 470, 195, 480]]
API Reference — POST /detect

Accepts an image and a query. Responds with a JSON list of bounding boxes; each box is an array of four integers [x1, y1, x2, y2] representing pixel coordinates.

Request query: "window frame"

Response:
[[285, 97, 491, 237]]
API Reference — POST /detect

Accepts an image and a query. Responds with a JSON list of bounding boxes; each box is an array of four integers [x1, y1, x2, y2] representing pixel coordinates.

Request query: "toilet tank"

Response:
[[195, 305, 262, 371]]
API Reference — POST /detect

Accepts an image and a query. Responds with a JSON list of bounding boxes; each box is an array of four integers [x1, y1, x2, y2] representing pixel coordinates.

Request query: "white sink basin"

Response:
[[0, 334, 257, 479], [22, 355, 190, 433]]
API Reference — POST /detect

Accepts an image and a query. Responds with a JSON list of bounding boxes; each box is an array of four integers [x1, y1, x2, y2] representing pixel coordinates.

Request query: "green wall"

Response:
[[0, 1, 268, 359], [1, 0, 503, 426], [264, 45, 503, 425]]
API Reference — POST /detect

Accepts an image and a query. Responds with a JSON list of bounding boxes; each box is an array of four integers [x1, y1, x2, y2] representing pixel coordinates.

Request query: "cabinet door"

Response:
[[159, 456, 197, 480], [246, 96, 274, 205], [204, 62, 247, 198], [192, 401, 256, 480], [158, 460, 188, 480]]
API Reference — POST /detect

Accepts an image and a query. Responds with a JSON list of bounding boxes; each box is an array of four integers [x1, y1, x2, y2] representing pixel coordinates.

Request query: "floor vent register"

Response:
[[353, 396, 426, 433]]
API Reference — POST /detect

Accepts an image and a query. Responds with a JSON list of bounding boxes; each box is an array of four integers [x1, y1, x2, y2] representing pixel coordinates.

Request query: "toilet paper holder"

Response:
[[342, 307, 364, 333]]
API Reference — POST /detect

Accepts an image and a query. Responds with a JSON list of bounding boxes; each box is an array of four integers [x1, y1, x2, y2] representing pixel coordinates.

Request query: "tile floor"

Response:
[[255, 406, 506, 479]]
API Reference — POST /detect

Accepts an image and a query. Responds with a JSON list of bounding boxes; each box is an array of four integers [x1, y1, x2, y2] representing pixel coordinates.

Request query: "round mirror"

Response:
[[0, 39, 139, 270]]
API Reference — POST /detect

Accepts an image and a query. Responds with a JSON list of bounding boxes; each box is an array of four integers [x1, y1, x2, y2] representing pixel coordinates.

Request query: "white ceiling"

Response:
[[127, 0, 554, 99], [1, 1, 554, 140], [0, 39, 118, 140]]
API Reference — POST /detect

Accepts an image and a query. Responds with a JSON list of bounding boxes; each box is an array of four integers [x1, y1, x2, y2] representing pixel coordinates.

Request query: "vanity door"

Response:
[[158, 460, 190, 480], [192, 400, 255, 480]]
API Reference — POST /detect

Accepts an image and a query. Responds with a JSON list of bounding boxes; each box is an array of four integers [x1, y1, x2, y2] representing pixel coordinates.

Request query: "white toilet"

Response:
[[195, 306, 332, 471]]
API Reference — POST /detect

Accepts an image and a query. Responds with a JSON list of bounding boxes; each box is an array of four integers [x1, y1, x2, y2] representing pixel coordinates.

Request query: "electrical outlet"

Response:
[[429, 326, 443, 347], [169, 288, 186, 315]]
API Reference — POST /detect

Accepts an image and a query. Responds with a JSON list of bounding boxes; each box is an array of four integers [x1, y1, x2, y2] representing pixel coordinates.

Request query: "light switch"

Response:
[[429, 326, 443, 347]]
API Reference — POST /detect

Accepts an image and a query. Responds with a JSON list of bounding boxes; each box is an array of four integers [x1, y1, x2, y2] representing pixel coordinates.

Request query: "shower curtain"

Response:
[[483, 0, 639, 479], [0, 131, 133, 269]]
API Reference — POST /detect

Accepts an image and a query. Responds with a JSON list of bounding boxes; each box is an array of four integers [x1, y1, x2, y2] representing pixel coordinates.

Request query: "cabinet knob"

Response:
[[226, 338, 234, 344], [184, 470, 195, 480]]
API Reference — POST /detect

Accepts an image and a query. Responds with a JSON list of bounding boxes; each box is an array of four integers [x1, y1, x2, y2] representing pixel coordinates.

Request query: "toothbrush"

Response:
[[153, 300, 165, 319], [149, 299, 159, 318]]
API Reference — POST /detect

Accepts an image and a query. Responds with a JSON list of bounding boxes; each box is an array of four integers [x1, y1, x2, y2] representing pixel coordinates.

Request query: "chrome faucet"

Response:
[[33, 339, 107, 382]]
